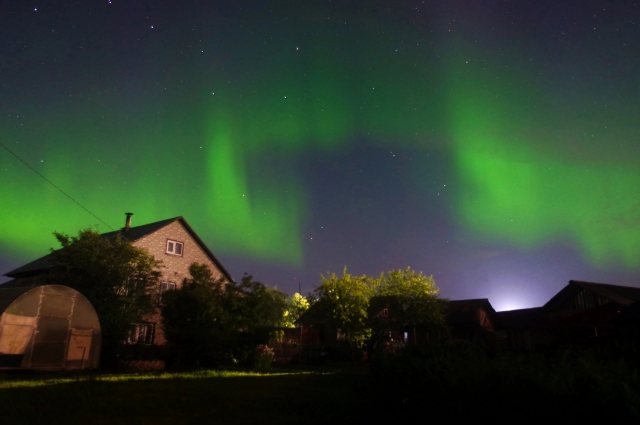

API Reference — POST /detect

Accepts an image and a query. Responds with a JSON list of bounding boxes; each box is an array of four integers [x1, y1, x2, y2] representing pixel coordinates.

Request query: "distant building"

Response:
[[295, 300, 351, 361], [496, 280, 640, 351], [2, 214, 234, 346], [446, 298, 497, 343]]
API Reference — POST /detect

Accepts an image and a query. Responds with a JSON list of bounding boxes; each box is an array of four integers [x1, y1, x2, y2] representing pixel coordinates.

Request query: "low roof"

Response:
[[496, 307, 555, 330], [544, 280, 640, 311], [446, 299, 496, 324], [295, 300, 333, 326], [0, 286, 34, 313], [4, 217, 234, 283]]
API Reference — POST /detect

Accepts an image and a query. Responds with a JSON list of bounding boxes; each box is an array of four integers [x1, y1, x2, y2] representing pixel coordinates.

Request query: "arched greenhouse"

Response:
[[0, 285, 101, 370]]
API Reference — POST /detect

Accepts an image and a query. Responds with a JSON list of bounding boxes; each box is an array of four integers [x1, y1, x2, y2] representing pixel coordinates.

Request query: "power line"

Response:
[[0, 141, 115, 231]]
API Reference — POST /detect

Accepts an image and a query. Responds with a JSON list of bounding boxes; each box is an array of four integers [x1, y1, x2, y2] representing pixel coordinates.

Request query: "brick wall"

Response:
[[132, 220, 228, 344]]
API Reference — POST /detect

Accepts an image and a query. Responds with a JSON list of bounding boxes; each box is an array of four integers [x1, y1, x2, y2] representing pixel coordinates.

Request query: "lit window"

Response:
[[160, 282, 176, 292], [166, 240, 184, 256], [336, 328, 346, 341], [127, 323, 155, 344]]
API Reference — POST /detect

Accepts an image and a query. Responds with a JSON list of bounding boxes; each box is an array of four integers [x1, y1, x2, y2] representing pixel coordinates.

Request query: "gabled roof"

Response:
[[495, 307, 555, 330], [4, 216, 234, 283], [446, 299, 496, 324], [544, 280, 640, 311], [295, 300, 333, 326]]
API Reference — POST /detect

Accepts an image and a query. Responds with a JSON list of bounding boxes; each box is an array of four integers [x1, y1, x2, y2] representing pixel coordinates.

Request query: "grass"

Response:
[[0, 365, 379, 425], [4, 348, 639, 424]]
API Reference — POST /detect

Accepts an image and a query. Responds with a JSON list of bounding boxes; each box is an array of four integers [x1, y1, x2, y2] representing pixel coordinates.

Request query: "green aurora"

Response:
[[1, 14, 639, 272]]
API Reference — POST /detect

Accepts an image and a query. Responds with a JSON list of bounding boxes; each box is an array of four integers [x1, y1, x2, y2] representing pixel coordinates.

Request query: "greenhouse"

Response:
[[0, 285, 101, 370]]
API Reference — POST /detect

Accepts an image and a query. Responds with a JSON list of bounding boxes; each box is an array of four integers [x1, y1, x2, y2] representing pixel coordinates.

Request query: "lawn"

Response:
[[0, 366, 380, 425]]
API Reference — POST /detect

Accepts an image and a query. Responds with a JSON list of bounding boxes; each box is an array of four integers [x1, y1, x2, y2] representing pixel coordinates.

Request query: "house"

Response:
[[495, 307, 556, 351], [3, 213, 234, 346], [368, 295, 453, 347], [544, 280, 640, 345], [496, 280, 640, 351], [446, 299, 497, 344], [0, 285, 101, 370], [369, 295, 412, 346], [295, 300, 351, 361]]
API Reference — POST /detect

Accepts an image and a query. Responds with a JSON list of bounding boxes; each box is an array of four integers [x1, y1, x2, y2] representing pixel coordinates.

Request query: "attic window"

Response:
[[382, 308, 389, 317], [166, 240, 184, 256], [160, 282, 176, 292]]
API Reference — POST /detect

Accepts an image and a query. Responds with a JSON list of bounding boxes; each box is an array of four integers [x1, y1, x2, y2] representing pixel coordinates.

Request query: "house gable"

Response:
[[132, 218, 232, 287], [544, 280, 640, 312]]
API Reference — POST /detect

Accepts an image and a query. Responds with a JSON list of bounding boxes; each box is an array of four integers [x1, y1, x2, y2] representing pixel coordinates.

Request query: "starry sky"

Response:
[[1, 0, 639, 311]]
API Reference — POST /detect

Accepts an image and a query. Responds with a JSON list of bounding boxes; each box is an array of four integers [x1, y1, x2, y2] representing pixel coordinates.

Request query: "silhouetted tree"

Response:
[[39, 228, 161, 365]]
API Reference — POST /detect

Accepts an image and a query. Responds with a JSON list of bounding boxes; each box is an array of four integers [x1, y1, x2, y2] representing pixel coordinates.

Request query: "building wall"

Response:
[[131, 220, 227, 345]]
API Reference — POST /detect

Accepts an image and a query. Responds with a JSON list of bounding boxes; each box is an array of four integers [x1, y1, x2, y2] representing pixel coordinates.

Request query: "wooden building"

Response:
[[295, 301, 351, 361], [497, 280, 640, 351]]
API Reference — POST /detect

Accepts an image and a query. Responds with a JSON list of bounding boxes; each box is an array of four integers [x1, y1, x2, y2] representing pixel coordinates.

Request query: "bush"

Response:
[[254, 345, 274, 372]]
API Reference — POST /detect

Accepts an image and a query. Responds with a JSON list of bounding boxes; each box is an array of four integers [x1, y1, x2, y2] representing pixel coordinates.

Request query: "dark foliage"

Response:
[[161, 265, 288, 367], [38, 228, 162, 366], [371, 341, 640, 421]]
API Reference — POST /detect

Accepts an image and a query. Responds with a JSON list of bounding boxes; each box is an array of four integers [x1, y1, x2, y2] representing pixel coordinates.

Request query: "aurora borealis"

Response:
[[1, 1, 639, 310]]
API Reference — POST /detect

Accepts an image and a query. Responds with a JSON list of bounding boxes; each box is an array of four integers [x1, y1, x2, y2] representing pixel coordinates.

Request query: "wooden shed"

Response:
[[0, 285, 101, 370]]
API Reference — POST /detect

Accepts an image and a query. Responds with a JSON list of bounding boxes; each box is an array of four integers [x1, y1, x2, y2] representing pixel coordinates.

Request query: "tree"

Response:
[[281, 293, 310, 327], [161, 262, 230, 366], [314, 267, 447, 361], [235, 273, 289, 330], [161, 265, 290, 366], [375, 267, 447, 329], [39, 228, 162, 363], [314, 268, 376, 356]]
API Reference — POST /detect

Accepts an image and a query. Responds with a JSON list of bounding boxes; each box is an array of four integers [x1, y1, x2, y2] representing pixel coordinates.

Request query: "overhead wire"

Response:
[[0, 140, 115, 231]]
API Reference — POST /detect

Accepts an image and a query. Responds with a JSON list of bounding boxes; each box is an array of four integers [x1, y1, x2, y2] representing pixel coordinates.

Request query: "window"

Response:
[[382, 308, 389, 317], [160, 281, 176, 292], [336, 328, 346, 341], [166, 240, 184, 256], [127, 323, 155, 345]]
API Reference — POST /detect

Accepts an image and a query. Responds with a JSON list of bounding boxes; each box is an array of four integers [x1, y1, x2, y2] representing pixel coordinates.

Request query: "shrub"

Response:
[[254, 345, 275, 372]]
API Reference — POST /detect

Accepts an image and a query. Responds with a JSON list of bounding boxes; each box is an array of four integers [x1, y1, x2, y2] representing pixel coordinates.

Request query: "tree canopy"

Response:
[[314, 268, 376, 349], [161, 264, 290, 366], [375, 268, 447, 329], [281, 293, 310, 327], [313, 267, 447, 353], [39, 228, 162, 361]]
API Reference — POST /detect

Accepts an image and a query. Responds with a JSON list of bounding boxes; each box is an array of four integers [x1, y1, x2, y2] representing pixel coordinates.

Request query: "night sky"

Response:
[[1, 0, 639, 311]]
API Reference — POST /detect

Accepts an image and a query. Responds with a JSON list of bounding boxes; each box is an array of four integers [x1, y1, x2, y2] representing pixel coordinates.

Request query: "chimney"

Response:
[[124, 212, 133, 230]]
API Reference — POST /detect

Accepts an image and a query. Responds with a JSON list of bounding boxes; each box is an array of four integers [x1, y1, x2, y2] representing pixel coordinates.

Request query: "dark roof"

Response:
[[544, 280, 640, 311], [4, 217, 234, 283], [0, 286, 34, 313], [3, 254, 58, 278], [446, 299, 496, 324], [295, 300, 333, 326], [495, 307, 556, 330]]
